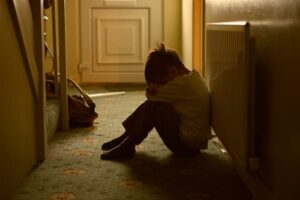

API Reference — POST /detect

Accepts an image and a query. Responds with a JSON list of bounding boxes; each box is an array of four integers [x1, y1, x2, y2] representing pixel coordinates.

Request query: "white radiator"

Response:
[[205, 22, 257, 171]]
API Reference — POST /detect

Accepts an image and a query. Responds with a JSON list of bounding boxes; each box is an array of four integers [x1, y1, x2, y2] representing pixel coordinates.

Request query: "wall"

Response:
[[205, 0, 300, 199], [163, 0, 182, 55], [0, 1, 38, 199], [181, 0, 193, 69], [65, 0, 182, 83], [65, 0, 80, 82]]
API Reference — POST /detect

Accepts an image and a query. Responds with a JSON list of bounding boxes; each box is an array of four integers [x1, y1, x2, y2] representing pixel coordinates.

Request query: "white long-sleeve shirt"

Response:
[[146, 70, 211, 149]]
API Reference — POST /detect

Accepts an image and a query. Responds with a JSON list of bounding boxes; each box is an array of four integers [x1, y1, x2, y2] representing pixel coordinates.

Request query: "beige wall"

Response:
[[65, 0, 80, 82], [206, 0, 300, 199], [0, 1, 38, 199], [181, 0, 193, 69], [163, 0, 182, 55], [64, 0, 182, 83]]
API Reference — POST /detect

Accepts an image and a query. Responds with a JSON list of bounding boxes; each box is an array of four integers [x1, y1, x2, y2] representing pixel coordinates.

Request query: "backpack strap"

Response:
[[67, 78, 95, 108]]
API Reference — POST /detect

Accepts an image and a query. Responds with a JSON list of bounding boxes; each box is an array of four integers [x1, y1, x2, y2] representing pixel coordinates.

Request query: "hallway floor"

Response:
[[12, 87, 251, 200]]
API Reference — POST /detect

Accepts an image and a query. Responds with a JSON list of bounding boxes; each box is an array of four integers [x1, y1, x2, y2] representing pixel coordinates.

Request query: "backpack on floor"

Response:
[[67, 78, 98, 127]]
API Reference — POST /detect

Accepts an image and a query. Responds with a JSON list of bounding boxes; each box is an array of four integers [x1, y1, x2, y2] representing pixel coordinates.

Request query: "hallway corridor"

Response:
[[12, 87, 251, 200]]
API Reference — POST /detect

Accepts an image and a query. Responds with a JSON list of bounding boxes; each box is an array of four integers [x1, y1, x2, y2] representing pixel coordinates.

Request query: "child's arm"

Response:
[[145, 78, 186, 102]]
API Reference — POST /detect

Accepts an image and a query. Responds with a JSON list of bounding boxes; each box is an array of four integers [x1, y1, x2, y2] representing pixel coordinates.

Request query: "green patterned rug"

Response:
[[12, 89, 251, 200]]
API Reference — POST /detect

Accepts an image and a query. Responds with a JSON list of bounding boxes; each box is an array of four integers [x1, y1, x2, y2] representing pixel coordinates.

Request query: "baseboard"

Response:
[[234, 163, 277, 200]]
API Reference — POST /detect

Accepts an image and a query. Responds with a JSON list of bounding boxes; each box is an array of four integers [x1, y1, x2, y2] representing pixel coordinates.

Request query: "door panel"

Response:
[[92, 9, 148, 73], [80, 0, 163, 83]]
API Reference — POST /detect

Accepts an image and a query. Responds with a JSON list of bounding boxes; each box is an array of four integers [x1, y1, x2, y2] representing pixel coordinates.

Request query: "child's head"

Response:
[[145, 43, 185, 85]]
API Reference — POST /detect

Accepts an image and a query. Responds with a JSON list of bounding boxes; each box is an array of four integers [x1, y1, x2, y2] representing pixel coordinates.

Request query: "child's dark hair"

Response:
[[145, 43, 184, 84]]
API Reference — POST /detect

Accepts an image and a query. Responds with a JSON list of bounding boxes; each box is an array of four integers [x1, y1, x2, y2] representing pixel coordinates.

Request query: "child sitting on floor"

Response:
[[100, 44, 211, 160]]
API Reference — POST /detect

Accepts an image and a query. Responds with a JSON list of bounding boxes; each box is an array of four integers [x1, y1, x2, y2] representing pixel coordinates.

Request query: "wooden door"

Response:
[[80, 0, 163, 83]]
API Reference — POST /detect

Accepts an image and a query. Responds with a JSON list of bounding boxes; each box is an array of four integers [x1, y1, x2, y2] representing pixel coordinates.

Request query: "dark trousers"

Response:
[[122, 101, 198, 155]]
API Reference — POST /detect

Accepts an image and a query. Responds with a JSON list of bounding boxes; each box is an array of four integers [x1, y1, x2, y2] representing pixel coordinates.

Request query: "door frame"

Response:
[[193, 0, 204, 75]]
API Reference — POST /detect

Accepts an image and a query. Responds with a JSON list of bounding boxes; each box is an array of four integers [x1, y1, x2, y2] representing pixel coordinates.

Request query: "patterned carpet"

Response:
[[12, 87, 251, 200]]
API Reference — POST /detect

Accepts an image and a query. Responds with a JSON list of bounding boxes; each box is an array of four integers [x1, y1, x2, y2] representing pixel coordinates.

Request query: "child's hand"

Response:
[[146, 84, 160, 95]]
